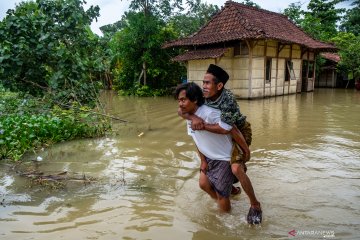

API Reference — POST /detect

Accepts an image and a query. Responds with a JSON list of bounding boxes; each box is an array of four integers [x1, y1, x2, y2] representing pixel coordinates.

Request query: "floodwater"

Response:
[[1, 89, 359, 240]]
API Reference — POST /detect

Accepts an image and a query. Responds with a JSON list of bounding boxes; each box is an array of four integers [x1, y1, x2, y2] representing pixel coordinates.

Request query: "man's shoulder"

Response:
[[197, 104, 220, 114], [218, 89, 239, 110], [223, 89, 237, 101], [196, 104, 221, 120]]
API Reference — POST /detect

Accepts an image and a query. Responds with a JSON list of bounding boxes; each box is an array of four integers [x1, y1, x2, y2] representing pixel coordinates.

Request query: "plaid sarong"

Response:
[[205, 157, 235, 198]]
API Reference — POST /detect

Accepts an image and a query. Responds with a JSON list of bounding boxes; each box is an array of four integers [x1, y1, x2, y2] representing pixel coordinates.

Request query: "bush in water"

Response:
[[0, 90, 110, 161]]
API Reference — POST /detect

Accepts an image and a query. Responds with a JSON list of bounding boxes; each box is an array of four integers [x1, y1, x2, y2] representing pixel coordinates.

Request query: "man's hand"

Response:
[[191, 115, 205, 130], [178, 108, 205, 130]]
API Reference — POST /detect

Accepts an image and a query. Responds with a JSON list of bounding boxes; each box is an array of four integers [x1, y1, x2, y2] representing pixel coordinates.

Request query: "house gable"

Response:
[[164, 1, 337, 99], [163, 1, 336, 51]]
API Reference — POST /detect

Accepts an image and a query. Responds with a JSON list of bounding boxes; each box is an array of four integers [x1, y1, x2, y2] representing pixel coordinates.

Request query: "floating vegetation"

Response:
[[0, 90, 110, 161]]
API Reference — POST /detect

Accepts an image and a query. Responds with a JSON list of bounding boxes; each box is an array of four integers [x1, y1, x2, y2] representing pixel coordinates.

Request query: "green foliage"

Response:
[[240, 0, 261, 8], [0, 85, 45, 115], [282, 0, 360, 82], [0, 89, 110, 161], [129, 0, 184, 18], [283, 0, 360, 81], [301, 15, 331, 40], [110, 11, 185, 92], [0, 0, 104, 105], [283, 2, 304, 26], [303, 0, 345, 40], [168, 1, 219, 37], [100, 19, 127, 36], [331, 32, 360, 78], [118, 83, 170, 97], [283, 0, 345, 41], [340, 0, 360, 36], [107, 0, 221, 95]]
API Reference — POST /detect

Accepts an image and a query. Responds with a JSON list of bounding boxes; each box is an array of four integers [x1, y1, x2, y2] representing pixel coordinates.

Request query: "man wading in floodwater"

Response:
[[178, 64, 262, 224], [176, 82, 237, 212]]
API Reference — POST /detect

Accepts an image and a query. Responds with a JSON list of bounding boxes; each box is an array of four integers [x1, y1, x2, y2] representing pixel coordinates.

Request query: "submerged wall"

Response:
[[186, 40, 315, 99]]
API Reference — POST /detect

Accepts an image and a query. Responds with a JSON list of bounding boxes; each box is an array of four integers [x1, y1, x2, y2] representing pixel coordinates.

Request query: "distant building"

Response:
[[163, 1, 337, 99], [316, 53, 342, 88]]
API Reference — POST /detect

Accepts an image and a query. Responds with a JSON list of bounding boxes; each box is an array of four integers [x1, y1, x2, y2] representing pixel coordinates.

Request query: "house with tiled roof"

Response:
[[316, 53, 342, 88], [163, 1, 337, 98]]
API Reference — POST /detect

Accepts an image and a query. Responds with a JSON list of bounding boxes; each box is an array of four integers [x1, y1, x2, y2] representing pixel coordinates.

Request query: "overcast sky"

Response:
[[0, 0, 350, 35]]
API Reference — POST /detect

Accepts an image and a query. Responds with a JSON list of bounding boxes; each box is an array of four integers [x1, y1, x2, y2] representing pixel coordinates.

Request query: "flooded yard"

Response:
[[1, 88, 359, 239]]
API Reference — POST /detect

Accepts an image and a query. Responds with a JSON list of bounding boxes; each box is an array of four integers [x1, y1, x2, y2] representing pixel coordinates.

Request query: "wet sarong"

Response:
[[205, 157, 235, 198]]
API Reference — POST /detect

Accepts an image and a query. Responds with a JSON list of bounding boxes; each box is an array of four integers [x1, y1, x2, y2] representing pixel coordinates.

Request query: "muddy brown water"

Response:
[[1, 89, 359, 239]]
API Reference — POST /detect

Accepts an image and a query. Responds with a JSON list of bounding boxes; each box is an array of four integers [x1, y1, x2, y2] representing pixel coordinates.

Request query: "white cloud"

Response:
[[0, 0, 350, 36], [85, 0, 131, 35]]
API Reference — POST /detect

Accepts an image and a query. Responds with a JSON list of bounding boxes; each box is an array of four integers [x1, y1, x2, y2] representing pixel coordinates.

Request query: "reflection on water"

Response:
[[1, 89, 359, 239]]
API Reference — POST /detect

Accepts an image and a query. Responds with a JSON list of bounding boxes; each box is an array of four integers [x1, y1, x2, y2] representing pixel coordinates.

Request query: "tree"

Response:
[[303, 0, 345, 40], [331, 32, 360, 79], [107, 0, 219, 93], [340, 0, 360, 36], [283, 2, 304, 26], [168, 1, 219, 38], [283, 0, 345, 40], [110, 11, 184, 93], [129, 0, 183, 19], [100, 20, 127, 36], [241, 0, 261, 8], [127, 0, 186, 85], [0, 0, 102, 105]]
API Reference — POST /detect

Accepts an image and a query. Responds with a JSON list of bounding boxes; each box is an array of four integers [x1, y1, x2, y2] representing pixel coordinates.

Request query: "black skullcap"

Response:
[[206, 64, 229, 84]]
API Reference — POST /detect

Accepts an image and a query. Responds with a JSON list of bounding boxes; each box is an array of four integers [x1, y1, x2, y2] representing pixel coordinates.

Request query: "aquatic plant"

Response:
[[0, 90, 110, 161]]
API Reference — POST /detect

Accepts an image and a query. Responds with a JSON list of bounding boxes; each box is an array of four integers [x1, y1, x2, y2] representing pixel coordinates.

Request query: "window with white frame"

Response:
[[285, 60, 295, 81]]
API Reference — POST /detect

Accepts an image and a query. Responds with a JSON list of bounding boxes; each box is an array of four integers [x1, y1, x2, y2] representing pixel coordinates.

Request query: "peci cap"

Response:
[[206, 64, 229, 84]]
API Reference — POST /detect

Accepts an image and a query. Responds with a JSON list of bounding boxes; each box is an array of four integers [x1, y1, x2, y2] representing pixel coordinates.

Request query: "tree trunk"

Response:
[[143, 61, 147, 86]]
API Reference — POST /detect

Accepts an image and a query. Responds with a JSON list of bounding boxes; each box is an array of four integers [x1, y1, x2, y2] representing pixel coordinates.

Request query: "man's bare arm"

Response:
[[178, 107, 204, 130], [204, 123, 250, 162], [203, 123, 229, 134]]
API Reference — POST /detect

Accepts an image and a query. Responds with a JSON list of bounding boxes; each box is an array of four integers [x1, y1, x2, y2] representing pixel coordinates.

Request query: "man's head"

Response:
[[203, 64, 229, 100], [175, 82, 204, 114]]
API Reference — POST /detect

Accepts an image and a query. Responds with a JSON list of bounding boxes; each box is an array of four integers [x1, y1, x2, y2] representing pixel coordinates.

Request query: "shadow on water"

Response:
[[0, 89, 359, 239]]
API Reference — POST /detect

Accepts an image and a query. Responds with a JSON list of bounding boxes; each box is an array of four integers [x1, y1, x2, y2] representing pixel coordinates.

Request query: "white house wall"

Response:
[[185, 40, 309, 99], [188, 59, 215, 87], [266, 40, 277, 57], [218, 53, 249, 97], [251, 57, 265, 98]]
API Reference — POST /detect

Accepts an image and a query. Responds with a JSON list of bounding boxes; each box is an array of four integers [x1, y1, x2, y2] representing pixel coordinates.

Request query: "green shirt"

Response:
[[205, 89, 246, 128]]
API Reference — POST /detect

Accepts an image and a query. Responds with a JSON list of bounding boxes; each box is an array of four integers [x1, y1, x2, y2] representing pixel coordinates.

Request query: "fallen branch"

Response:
[[56, 102, 128, 123], [81, 108, 128, 123], [19, 170, 97, 183], [20, 77, 49, 91]]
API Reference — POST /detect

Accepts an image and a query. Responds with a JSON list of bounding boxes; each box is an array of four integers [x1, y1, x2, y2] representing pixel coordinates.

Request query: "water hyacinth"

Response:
[[0, 92, 110, 161]]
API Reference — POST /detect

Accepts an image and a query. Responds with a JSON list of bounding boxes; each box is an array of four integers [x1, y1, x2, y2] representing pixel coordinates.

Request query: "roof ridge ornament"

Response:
[[225, 0, 233, 6]]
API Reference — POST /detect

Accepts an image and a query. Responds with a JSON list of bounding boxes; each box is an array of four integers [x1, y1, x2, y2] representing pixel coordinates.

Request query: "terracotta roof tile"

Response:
[[163, 1, 336, 51], [171, 48, 228, 61], [320, 52, 340, 62]]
